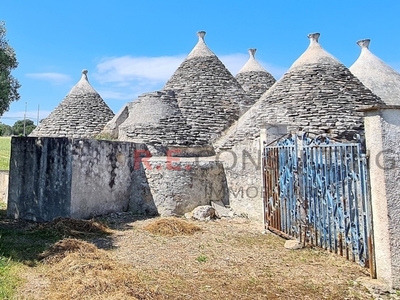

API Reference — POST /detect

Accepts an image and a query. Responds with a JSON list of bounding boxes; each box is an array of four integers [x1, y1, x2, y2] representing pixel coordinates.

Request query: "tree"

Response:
[[0, 122, 12, 136], [12, 119, 36, 136], [0, 21, 20, 116]]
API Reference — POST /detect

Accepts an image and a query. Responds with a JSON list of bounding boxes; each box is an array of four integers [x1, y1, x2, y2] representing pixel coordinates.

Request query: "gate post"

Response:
[[262, 124, 288, 230], [363, 105, 400, 289]]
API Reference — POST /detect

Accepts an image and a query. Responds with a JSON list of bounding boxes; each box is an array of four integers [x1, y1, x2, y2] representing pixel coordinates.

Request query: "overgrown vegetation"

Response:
[[95, 132, 115, 141]]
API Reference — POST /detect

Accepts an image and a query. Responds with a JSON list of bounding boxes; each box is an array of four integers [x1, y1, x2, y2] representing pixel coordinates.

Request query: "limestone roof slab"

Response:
[[235, 48, 276, 104], [30, 70, 114, 139], [215, 33, 383, 150], [350, 39, 400, 105]]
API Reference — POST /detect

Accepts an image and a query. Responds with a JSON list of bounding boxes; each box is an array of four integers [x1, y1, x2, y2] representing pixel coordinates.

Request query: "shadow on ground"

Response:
[[0, 206, 156, 265]]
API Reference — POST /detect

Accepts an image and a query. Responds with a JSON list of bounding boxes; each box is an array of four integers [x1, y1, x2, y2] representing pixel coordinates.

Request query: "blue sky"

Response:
[[1, 0, 399, 125]]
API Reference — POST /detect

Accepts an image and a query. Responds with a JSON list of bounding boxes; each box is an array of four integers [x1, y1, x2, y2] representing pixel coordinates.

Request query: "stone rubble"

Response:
[[191, 205, 216, 221]]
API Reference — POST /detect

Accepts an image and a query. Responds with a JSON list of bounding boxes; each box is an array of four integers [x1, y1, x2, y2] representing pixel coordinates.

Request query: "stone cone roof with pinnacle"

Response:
[[235, 48, 276, 105], [215, 33, 384, 150], [163, 31, 250, 143], [113, 90, 214, 156], [350, 39, 400, 105], [30, 70, 114, 138]]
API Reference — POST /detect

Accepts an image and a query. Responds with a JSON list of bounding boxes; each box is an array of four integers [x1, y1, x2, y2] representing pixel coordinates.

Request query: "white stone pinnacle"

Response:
[[289, 32, 338, 70], [357, 39, 370, 49], [82, 69, 89, 80], [67, 69, 98, 96], [350, 38, 400, 105], [237, 48, 267, 74], [307, 32, 320, 44], [197, 31, 206, 40], [186, 30, 215, 59]]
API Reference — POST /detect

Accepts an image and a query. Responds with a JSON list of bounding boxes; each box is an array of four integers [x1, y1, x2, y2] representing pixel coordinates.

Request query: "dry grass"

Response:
[[143, 217, 201, 236], [37, 239, 160, 300], [37, 217, 112, 237], [15, 217, 375, 300], [38, 238, 101, 264]]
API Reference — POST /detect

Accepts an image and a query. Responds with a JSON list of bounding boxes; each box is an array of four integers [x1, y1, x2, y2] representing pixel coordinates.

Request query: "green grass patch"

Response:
[[0, 201, 112, 298], [0, 256, 22, 299], [0, 137, 11, 171]]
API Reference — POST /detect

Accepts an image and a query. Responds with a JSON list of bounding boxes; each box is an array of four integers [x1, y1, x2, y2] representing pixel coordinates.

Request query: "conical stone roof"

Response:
[[31, 70, 114, 138], [115, 90, 214, 155], [216, 33, 384, 149], [163, 31, 250, 143], [350, 39, 400, 105], [235, 49, 276, 104]]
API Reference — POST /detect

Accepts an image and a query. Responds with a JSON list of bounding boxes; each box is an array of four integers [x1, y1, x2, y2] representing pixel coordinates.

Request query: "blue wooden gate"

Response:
[[263, 133, 375, 275]]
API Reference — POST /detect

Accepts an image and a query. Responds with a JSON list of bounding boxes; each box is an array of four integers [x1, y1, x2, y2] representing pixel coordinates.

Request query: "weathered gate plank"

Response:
[[263, 133, 375, 274]]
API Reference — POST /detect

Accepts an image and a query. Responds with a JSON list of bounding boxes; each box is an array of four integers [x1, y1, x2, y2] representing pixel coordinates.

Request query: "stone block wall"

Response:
[[7, 137, 73, 221], [143, 157, 228, 216], [7, 137, 155, 221], [69, 139, 156, 218], [7, 137, 227, 222]]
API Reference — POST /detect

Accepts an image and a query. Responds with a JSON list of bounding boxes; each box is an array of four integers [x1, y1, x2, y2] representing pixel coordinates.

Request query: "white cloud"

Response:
[[219, 53, 248, 75], [25, 73, 72, 85], [94, 55, 185, 84], [94, 53, 288, 101]]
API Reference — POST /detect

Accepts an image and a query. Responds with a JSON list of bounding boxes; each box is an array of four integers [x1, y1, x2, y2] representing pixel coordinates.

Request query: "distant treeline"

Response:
[[0, 120, 36, 136]]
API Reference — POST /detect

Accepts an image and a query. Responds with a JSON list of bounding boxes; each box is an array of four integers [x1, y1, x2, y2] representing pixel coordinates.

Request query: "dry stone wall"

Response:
[[7, 137, 227, 221], [143, 157, 228, 216]]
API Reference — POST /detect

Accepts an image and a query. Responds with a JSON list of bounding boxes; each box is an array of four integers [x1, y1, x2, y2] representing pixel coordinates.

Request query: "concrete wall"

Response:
[[364, 106, 400, 289], [218, 138, 263, 220]]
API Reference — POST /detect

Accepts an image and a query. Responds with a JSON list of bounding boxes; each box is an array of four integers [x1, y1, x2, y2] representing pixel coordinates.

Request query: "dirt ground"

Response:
[[10, 213, 395, 300]]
